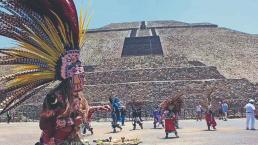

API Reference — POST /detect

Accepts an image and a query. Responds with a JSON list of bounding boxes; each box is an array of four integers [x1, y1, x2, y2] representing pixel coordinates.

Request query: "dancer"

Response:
[[82, 104, 111, 135], [205, 105, 217, 131], [132, 107, 143, 130], [164, 109, 179, 138], [153, 107, 164, 128], [0, 1, 109, 144], [202, 88, 217, 131], [160, 94, 183, 138], [109, 97, 123, 133]]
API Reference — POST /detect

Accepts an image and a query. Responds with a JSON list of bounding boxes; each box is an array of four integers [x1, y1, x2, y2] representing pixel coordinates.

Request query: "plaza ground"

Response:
[[0, 119, 258, 145]]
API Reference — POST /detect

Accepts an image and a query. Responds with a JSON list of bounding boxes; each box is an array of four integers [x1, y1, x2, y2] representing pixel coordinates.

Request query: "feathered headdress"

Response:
[[0, 0, 90, 115], [160, 93, 183, 113]]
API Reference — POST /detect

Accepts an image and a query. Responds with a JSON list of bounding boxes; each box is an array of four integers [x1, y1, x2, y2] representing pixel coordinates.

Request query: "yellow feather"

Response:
[[6, 71, 55, 88], [14, 65, 40, 71], [17, 42, 56, 64], [51, 11, 69, 47], [1, 49, 54, 67], [42, 17, 64, 54], [79, 0, 91, 48]]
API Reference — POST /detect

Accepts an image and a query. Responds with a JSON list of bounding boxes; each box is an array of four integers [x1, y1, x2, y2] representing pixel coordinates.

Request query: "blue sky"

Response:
[[0, 0, 258, 48]]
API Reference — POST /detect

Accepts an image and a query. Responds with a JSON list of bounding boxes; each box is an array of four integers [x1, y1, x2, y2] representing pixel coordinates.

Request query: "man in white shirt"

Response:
[[196, 103, 202, 121], [244, 99, 256, 130]]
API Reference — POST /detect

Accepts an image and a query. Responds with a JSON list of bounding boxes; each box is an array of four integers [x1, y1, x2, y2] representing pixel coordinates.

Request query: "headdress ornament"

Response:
[[0, 0, 90, 114]]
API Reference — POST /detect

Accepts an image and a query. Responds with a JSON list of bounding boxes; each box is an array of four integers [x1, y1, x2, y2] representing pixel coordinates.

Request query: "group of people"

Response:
[[196, 101, 228, 122], [108, 95, 182, 139], [218, 101, 229, 121], [109, 97, 144, 133], [152, 106, 179, 138], [195, 99, 256, 131]]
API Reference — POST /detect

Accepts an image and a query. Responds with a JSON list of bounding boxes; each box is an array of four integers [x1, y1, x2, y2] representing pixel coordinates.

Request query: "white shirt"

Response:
[[245, 103, 255, 114], [196, 105, 202, 112]]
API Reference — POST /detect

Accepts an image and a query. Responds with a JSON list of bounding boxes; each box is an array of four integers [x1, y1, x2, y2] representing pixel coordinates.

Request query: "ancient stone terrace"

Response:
[[84, 56, 190, 71], [157, 27, 258, 83], [83, 55, 256, 114], [85, 66, 225, 85], [87, 20, 217, 32], [84, 78, 256, 112]]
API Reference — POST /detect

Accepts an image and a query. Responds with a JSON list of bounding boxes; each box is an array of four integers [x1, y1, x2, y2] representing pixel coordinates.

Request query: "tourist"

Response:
[[121, 106, 127, 126], [196, 103, 203, 121], [231, 100, 238, 117], [218, 101, 223, 120], [222, 101, 229, 121], [6, 111, 11, 124], [6, 111, 12, 124], [132, 107, 143, 130], [205, 105, 217, 131], [244, 99, 256, 130]]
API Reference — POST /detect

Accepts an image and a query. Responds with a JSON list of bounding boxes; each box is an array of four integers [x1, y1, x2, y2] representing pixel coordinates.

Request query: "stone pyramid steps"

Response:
[[85, 79, 255, 101], [85, 66, 225, 85], [85, 55, 191, 72]]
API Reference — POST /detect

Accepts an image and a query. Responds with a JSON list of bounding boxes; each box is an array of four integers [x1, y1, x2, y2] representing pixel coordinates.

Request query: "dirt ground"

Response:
[[0, 119, 258, 145]]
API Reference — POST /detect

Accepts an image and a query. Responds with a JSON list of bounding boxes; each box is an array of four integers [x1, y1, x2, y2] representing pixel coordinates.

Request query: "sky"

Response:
[[0, 0, 258, 48]]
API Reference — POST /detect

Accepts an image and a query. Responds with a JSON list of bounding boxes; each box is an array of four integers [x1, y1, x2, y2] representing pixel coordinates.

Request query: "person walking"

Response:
[[222, 101, 229, 121], [218, 101, 223, 120], [244, 99, 256, 130]]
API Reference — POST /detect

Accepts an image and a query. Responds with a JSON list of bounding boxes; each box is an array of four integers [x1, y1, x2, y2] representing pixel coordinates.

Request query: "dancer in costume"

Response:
[[127, 100, 144, 130], [160, 94, 183, 138], [82, 104, 111, 135], [0, 1, 110, 144], [205, 105, 217, 131], [109, 96, 123, 133], [153, 106, 164, 128], [202, 88, 217, 131], [131, 107, 143, 130]]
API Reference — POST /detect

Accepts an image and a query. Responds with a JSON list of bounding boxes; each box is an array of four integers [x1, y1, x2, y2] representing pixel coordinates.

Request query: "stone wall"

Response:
[[157, 27, 258, 83], [85, 66, 225, 85], [80, 30, 130, 65], [84, 79, 256, 106], [100, 22, 140, 30], [86, 56, 191, 71]]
